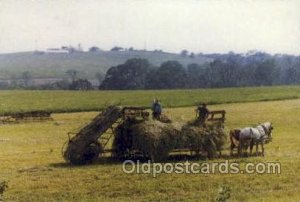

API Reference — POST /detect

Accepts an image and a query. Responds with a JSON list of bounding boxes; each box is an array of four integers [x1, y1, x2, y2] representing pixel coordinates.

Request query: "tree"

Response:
[[146, 61, 187, 89], [10, 74, 19, 89], [65, 69, 78, 83], [39, 80, 70, 90], [95, 72, 104, 86], [69, 79, 93, 90], [186, 63, 207, 88], [285, 67, 299, 84], [100, 58, 151, 90], [0, 81, 9, 90], [110, 46, 123, 51], [180, 49, 189, 57], [21, 71, 32, 88], [89, 46, 101, 52], [253, 59, 277, 86]]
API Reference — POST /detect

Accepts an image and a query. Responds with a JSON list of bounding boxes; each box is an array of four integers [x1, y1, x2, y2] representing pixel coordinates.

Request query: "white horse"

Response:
[[238, 122, 273, 157]]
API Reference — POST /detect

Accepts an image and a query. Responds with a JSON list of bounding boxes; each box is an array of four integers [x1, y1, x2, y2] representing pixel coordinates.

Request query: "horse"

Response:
[[238, 122, 273, 157], [229, 128, 241, 156], [230, 128, 253, 156]]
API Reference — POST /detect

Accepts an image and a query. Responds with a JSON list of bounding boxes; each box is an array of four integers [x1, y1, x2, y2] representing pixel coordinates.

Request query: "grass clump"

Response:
[[215, 185, 231, 202], [0, 181, 8, 201]]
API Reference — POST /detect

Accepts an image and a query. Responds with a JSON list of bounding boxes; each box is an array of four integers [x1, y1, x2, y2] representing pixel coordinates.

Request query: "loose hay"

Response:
[[113, 119, 181, 161], [180, 123, 227, 158], [158, 114, 172, 123], [113, 117, 227, 161]]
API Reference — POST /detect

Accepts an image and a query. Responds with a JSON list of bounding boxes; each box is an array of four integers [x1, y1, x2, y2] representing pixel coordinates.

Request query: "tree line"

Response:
[[100, 53, 300, 89], [0, 52, 299, 90], [0, 70, 95, 90]]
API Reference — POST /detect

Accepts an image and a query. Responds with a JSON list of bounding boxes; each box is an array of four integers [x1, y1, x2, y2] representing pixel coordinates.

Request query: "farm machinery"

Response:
[[63, 106, 226, 165]]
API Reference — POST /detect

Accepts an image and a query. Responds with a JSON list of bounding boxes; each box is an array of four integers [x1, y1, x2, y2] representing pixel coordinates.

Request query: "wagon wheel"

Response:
[[82, 142, 102, 164], [62, 141, 100, 165]]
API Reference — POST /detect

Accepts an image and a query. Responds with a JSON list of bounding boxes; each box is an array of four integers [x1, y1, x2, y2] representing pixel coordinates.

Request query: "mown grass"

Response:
[[0, 85, 300, 115], [1, 99, 300, 201]]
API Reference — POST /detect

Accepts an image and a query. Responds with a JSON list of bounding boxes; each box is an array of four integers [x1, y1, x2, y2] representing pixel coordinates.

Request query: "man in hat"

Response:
[[196, 103, 209, 125], [151, 98, 162, 120]]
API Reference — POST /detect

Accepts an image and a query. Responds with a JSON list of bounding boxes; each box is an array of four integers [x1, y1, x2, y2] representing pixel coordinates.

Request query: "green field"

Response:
[[1, 86, 300, 114], [1, 88, 300, 201]]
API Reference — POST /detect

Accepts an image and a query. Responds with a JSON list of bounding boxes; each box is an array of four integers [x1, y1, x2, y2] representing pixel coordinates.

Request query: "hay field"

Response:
[[1, 98, 300, 201], [1, 86, 300, 114]]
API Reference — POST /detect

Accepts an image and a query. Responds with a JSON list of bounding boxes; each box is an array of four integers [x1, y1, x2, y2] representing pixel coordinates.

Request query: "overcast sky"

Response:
[[0, 0, 299, 54]]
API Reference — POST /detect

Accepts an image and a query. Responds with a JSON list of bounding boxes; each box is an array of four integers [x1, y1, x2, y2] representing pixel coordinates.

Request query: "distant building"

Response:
[[46, 48, 69, 54], [44, 44, 84, 54]]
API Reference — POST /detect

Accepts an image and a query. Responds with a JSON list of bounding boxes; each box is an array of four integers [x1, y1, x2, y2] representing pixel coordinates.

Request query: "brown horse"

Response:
[[230, 129, 241, 156]]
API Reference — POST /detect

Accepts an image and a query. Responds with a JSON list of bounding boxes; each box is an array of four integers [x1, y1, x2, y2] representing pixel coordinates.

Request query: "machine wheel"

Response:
[[82, 142, 102, 164]]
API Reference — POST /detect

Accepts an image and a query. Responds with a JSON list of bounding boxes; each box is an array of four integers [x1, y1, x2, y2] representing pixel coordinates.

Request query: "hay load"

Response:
[[113, 117, 227, 161], [180, 125, 212, 155], [157, 114, 172, 123], [180, 122, 227, 158], [113, 119, 182, 162]]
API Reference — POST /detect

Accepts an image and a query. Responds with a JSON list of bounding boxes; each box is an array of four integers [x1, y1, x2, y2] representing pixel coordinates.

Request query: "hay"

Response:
[[113, 117, 227, 161], [209, 126, 227, 152], [158, 114, 172, 123], [180, 125, 210, 153], [180, 122, 227, 158], [113, 119, 181, 161], [186, 118, 204, 126]]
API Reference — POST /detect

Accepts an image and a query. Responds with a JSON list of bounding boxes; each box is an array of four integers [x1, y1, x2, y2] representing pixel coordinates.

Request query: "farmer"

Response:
[[151, 98, 162, 120], [196, 103, 209, 124]]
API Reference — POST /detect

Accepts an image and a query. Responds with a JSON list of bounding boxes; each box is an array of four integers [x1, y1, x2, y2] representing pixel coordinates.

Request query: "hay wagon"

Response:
[[63, 106, 226, 165]]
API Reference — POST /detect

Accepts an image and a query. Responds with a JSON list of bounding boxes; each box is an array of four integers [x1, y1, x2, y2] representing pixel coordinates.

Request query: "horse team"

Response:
[[229, 122, 273, 157]]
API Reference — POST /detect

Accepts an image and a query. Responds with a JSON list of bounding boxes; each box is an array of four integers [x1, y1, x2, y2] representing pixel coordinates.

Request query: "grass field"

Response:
[[1, 86, 300, 114], [1, 97, 300, 201]]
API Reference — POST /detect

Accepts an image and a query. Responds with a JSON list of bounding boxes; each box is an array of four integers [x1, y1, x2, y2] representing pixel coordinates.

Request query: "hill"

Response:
[[0, 50, 212, 81]]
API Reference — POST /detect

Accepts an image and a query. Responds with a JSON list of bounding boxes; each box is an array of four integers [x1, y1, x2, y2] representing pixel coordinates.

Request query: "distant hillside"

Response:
[[0, 50, 212, 80]]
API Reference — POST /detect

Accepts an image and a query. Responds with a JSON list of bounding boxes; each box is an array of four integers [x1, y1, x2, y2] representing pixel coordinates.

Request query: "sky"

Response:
[[0, 0, 299, 55]]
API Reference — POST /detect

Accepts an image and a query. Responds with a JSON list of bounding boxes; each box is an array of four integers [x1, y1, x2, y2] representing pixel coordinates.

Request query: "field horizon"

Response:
[[0, 85, 300, 115]]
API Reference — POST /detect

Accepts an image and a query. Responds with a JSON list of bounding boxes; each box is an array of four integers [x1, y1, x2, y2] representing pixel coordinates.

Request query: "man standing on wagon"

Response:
[[151, 98, 162, 120], [197, 103, 209, 125]]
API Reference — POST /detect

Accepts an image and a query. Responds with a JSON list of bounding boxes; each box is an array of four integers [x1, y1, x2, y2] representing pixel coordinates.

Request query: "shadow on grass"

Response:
[[49, 156, 122, 168], [49, 152, 257, 168]]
